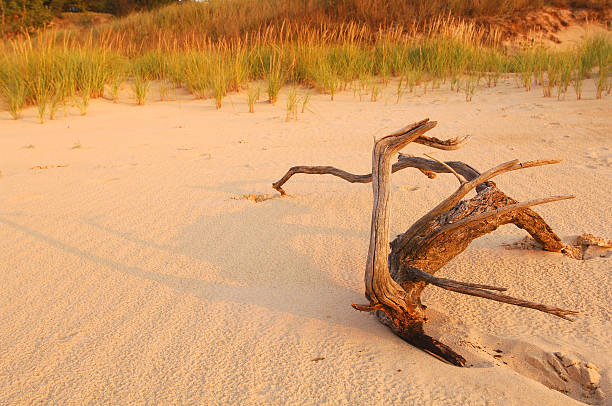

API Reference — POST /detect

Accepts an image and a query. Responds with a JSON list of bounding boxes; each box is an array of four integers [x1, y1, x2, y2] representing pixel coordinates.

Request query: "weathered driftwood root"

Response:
[[272, 118, 579, 366]]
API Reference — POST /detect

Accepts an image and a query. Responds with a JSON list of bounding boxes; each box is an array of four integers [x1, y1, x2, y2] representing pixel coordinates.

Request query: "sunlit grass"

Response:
[[246, 84, 260, 113], [264, 50, 287, 105], [286, 87, 298, 122], [159, 78, 173, 101], [0, 7, 610, 121], [0, 66, 26, 119], [132, 74, 150, 105], [73, 84, 91, 116], [209, 56, 229, 109]]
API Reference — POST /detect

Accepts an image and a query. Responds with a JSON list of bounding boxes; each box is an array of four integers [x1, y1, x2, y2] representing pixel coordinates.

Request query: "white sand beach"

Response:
[[0, 79, 610, 405]]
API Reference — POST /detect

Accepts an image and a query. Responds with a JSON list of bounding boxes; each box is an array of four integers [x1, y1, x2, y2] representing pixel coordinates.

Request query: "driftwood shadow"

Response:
[[0, 200, 391, 339]]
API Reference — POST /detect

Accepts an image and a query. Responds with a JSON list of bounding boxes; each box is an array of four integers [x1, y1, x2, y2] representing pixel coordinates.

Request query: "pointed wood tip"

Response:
[[554, 309, 580, 321], [387, 118, 433, 138], [352, 303, 384, 312], [272, 183, 286, 196], [516, 158, 563, 169]]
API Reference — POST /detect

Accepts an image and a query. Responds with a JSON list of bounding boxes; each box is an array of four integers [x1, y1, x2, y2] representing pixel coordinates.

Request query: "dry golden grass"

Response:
[[0, 1, 610, 121]]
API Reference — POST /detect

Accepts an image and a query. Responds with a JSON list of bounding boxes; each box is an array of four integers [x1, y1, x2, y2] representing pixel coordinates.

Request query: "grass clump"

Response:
[[182, 53, 209, 99], [209, 56, 229, 110], [370, 81, 382, 102], [463, 74, 479, 102], [159, 79, 174, 101], [246, 84, 260, 113], [108, 60, 128, 103], [30, 76, 49, 124], [588, 35, 612, 99], [301, 90, 311, 113], [556, 53, 573, 100], [310, 54, 341, 101], [0, 70, 27, 119], [264, 50, 288, 105], [132, 74, 150, 105], [286, 87, 299, 121], [73, 84, 92, 115], [110, 77, 123, 102], [285, 88, 311, 121]]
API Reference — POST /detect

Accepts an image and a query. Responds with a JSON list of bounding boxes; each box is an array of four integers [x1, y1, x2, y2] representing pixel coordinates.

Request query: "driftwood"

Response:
[[272, 118, 580, 366]]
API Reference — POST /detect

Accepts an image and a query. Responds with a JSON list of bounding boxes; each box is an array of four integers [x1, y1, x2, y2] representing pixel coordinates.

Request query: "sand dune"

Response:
[[0, 79, 610, 405]]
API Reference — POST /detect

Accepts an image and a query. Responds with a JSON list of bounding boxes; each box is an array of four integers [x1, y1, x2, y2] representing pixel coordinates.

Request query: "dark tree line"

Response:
[[52, 0, 182, 15], [0, 0, 181, 35]]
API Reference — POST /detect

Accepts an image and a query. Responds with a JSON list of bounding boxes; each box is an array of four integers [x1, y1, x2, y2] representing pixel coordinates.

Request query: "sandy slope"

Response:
[[0, 78, 610, 405]]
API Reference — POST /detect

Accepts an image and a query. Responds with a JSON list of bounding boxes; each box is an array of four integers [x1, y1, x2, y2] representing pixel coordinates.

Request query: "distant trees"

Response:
[[0, 0, 182, 35], [108, 0, 181, 15], [1, 0, 53, 35], [55, 0, 180, 15]]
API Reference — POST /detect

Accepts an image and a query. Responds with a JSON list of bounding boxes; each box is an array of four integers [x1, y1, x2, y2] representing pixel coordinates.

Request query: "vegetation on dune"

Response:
[[78, 0, 612, 48], [2, 0, 610, 42], [132, 73, 150, 105], [0, 0, 178, 36], [0, 1, 611, 121], [246, 84, 260, 113]]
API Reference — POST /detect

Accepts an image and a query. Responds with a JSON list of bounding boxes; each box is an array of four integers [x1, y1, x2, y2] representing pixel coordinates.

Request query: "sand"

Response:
[[0, 78, 610, 405]]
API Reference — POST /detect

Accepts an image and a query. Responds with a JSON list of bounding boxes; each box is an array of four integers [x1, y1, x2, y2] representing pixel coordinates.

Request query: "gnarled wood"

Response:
[[272, 118, 579, 366], [272, 133, 472, 196]]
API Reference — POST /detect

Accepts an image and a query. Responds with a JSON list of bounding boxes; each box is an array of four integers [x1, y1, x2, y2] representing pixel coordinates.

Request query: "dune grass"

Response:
[[132, 74, 150, 105], [0, 41, 122, 120], [74, 0, 610, 52], [159, 78, 173, 101], [0, 2, 610, 121], [246, 84, 260, 113], [0, 66, 26, 119], [285, 87, 298, 121]]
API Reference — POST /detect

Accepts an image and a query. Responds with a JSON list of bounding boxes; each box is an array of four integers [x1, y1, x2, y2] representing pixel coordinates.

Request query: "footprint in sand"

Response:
[[550, 352, 602, 397], [427, 313, 606, 404], [584, 150, 612, 168], [499, 341, 604, 404]]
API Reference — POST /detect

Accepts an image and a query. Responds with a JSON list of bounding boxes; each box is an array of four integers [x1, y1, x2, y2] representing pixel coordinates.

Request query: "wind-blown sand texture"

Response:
[[0, 79, 610, 405]]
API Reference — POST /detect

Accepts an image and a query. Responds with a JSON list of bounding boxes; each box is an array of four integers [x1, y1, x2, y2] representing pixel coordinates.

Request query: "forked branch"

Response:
[[423, 195, 575, 245], [272, 131, 473, 195], [397, 159, 565, 252]]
